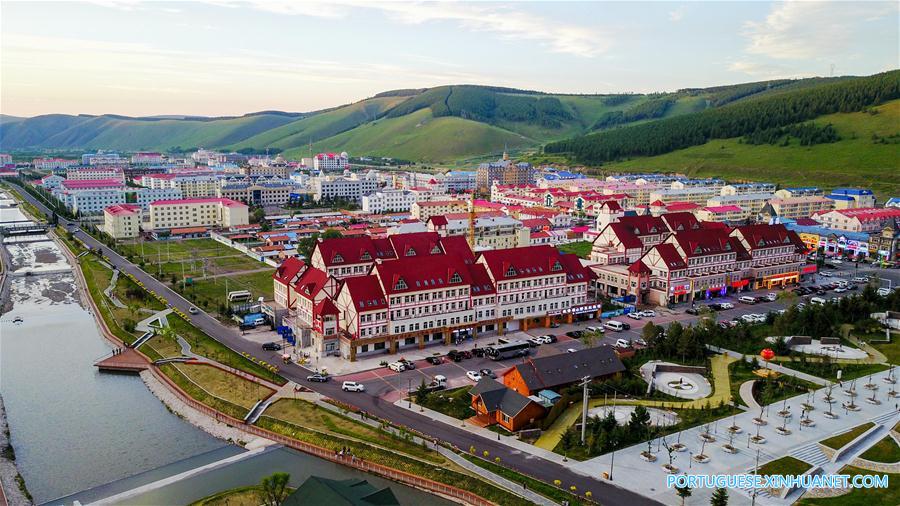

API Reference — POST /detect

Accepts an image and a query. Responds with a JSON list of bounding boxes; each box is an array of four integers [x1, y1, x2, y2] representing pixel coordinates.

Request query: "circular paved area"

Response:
[[640, 361, 712, 400]]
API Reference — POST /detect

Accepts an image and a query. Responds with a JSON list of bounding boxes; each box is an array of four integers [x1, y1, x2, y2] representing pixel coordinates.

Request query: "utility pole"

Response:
[[580, 375, 591, 444], [752, 447, 760, 506]]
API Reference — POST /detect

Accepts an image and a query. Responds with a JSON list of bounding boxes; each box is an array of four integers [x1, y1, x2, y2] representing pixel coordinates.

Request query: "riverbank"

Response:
[[0, 395, 32, 506]]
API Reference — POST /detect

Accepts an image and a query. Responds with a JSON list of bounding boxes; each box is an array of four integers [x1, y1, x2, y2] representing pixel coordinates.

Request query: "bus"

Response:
[[228, 290, 252, 302], [485, 340, 530, 361]]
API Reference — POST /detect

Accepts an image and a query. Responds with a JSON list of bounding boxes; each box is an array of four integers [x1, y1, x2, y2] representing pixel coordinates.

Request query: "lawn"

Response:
[[172, 363, 273, 410], [264, 399, 443, 463], [777, 360, 890, 383], [160, 363, 254, 420], [755, 455, 812, 477], [868, 335, 900, 366], [166, 316, 286, 385], [558, 241, 592, 259], [820, 422, 875, 451], [416, 386, 475, 420], [797, 465, 899, 506], [859, 435, 900, 463], [729, 360, 818, 408], [254, 416, 533, 506], [119, 238, 228, 263], [460, 453, 586, 506], [184, 270, 274, 304]]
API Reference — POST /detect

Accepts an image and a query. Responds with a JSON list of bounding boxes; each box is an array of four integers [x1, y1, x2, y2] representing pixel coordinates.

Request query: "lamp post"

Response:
[[408, 378, 412, 408]]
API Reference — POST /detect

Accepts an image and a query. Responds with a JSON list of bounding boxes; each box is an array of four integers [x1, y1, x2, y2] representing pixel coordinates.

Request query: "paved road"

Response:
[[11, 183, 657, 506]]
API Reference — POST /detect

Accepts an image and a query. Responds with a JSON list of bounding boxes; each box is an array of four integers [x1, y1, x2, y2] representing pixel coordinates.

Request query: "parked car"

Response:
[[719, 302, 734, 310], [639, 310, 656, 318], [566, 348, 578, 353], [604, 320, 627, 332], [614, 338, 631, 348], [262, 342, 282, 351], [306, 373, 330, 382], [834, 286, 847, 293], [466, 370, 482, 382], [479, 368, 496, 379], [633, 338, 648, 347], [399, 358, 416, 370], [766, 293, 778, 301], [738, 296, 757, 304], [585, 326, 604, 333], [426, 356, 443, 365], [538, 334, 556, 344], [566, 330, 584, 338], [388, 362, 407, 372], [527, 337, 544, 347], [341, 381, 365, 392], [549, 322, 560, 328], [685, 307, 700, 315], [830, 259, 843, 265], [447, 350, 465, 362], [626, 312, 642, 320]]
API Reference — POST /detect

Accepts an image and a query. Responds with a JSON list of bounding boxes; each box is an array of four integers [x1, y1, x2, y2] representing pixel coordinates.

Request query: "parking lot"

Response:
[[263, 265, 897, 402]]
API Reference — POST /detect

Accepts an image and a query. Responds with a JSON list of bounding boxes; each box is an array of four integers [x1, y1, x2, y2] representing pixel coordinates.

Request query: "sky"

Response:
[[1, 0, 898, 117]]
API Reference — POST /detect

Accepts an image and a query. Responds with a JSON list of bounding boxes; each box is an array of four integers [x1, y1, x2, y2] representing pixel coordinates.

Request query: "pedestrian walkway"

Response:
[[739, 380, 761, 411], [103, 269, 127, 308], [438, 448, 557, 506], [790, 442, 830, 467], [535, 353, 738, 450], [708, 345, 830, 386]]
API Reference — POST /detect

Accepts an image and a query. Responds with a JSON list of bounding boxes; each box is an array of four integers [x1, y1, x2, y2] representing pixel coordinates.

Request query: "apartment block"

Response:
[[103, 204, 142, 239], [148, 198, 249, 230]]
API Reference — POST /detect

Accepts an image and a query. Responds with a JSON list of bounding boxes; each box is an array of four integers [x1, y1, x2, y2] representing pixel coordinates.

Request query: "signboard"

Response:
[[801, 265, 818, 274], [548, 303, 601, 316]]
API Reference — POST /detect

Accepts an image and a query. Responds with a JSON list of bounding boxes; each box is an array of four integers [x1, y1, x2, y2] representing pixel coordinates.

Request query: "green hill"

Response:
[[604, 99, 900, 199], [283, 108, 533, 162], [0, 75, 881, 164]]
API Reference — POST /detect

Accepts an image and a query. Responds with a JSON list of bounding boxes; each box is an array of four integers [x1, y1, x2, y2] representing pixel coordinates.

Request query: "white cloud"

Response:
[[669, 6, 685, 22], [216, 0, 612, 57], [742, 0, 897, 60], [726, 60, 815, 79]]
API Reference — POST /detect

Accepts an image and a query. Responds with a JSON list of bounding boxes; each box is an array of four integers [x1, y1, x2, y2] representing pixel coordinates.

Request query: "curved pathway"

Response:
[[738, 380, 760, 412]]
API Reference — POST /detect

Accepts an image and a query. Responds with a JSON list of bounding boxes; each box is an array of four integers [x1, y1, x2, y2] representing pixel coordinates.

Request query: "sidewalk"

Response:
[[709, 345, 830, 386], [393, 398, 572, 466]]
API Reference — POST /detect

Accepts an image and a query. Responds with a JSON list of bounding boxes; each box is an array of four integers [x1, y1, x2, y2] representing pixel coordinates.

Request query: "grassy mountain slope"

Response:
[[0, 113, 299, 151], [228, 96, 408, 151], [283, 108, 533, 162], [605, 99, 900, 198]]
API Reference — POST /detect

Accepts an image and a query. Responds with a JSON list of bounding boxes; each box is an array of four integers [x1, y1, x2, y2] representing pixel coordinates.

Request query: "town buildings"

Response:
[[706, 192, 775, 215], [140, 173, 220, 198], [775, 187, 823, 199], [81, 152, 124, 166], [827, 188, 877, 209], [148, 198, 249, 230], [313, 152, 350, 172], [273, 237, 596, 360], [475, 154, 534, 193], [362, 189, 418, 214], [313, 171, 380, 202], [33, 157, 78, 171], [66, 167, 125, 182], [762, 196, 835, 221], [103, 204, 142, 239], [812, 208, 900, 233], [502, 346, 624, 396], [427, 215, 528, 250], [410, 200, 468, 221], [131, 152, 165, 165], [217, 179, 296, 206]]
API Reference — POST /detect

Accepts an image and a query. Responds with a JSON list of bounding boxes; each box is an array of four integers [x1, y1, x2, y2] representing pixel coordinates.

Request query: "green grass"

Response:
[[604, 99, 900, 200], [160, 363, 253, 420], [416, 386, 475, 420], [182, 269, 274, 305], [558, 241, 592, 259], [859, 435, 900, 463], [189, 485, 265, 506], [172, 363, 273, 409], [868, 335, 900, 366], [777, 360, 889, 382], [755, 455, 812, 477], [264, 399, 443, 463], [460, 453, 587, 506], [255, 417, 533, 506], [821, 422, 875, 450], [119, 238, 230, 263], [728, 360, 819, 408], [797, 465, 899, 506], [284, 108, 535, 163]]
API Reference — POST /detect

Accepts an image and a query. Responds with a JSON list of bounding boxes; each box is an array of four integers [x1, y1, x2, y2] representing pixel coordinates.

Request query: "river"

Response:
[[0, 193, 452, 505]]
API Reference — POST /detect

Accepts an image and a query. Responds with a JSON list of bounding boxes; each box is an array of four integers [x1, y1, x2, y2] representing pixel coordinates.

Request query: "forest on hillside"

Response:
[[545, 70, 900, 164]]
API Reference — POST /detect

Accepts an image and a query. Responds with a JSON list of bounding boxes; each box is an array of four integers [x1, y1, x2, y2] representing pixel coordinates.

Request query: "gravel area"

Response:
[[0, 394, 33, 506], [139, 370, 273, 450]]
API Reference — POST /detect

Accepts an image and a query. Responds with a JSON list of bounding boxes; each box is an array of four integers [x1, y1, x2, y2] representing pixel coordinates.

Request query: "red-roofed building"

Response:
[[590, 215, 670, 265], [103, 204, 141, 239], [148, 198, 248, 230], [730, 224, 806, 289], [812, 207, 900, 233]]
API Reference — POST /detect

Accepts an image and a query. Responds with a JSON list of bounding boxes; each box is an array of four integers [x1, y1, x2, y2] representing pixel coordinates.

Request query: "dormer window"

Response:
[[450, 272, 462, 283], [551, 261, 562, 271], [506, 266, 517, 277], [360, 251, 371, 261], [395, 278, 407, 290], [431, 245, 442, 254], [406, 248, 416, 256], [332, 253, 344, 264]]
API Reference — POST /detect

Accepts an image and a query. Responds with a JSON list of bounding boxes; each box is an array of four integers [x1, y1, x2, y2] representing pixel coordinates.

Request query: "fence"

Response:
[[147, 366, 495, 506]]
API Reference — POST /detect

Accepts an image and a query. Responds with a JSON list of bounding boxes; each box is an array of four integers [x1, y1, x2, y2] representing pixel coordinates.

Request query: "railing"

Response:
[[147, 366, 495, 506]]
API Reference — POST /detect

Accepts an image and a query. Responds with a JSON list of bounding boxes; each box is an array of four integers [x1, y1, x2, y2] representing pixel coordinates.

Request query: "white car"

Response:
[[341, 381, 365, 392], [528, 336, 544, 347], [626, 312, 642, 320], [765, 293, 778, 302], [834, 287, 847, 293], [388, 362, 406, 372], [831, 259, 843, 265], [614, 338, 631, 348], [466, 370, 482, 382], [740, 314, 757, 323], [819, 272, 831, 277], [639, 310, 656, 317], [718, 302, 734, 310], [585, 326, 604, 333], [566, 348, 578, 353]]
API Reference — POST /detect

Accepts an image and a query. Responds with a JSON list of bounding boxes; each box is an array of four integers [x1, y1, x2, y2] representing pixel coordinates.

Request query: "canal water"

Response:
[[0, 194, 451, 505]]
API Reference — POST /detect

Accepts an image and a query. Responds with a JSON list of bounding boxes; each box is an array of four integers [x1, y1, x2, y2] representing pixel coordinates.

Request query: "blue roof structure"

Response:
[[785, 223, 870, 242], [826, 194, 854, 201], [885, 197, 900, 208], [830, 188, 874, 196]]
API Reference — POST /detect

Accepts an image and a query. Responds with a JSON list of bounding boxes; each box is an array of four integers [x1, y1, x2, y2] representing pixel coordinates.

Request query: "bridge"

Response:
[[0, 222, 50, 236]]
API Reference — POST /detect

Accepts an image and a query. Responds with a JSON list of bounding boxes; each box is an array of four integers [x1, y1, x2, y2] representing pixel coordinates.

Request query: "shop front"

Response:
[[759, 271, 800, 289], [668, 283, 690, 305]]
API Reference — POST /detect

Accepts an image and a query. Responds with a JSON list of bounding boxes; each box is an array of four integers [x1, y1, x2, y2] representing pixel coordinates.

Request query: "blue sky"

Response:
[[2, 1, 897, 117]]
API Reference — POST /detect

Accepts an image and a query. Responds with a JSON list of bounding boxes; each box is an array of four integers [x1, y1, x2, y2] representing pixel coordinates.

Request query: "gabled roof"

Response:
[[671, 229, 735, 257], [617, 215, 668, 236], [508, 347, 624, 392], [558, 253, 595, 283], [734, 223, 806, 251], [469, 378, 540, 418], [283, 476, 398, 506], [653, 243, 688, 269], [467, 263, 496, 295], [375, 254, 472, 295], [341, 275, 388, 311], [478, 245, 567, 281], [661, 212, 701, 232], [293, 265, 328, 300], [388, 232, 443, 258], [439, 235, 475, 264], [314, 298, 339, 316], [314, 236, 396, 267], [628, 260, 651, 274], [273, 257, 305, 285]]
